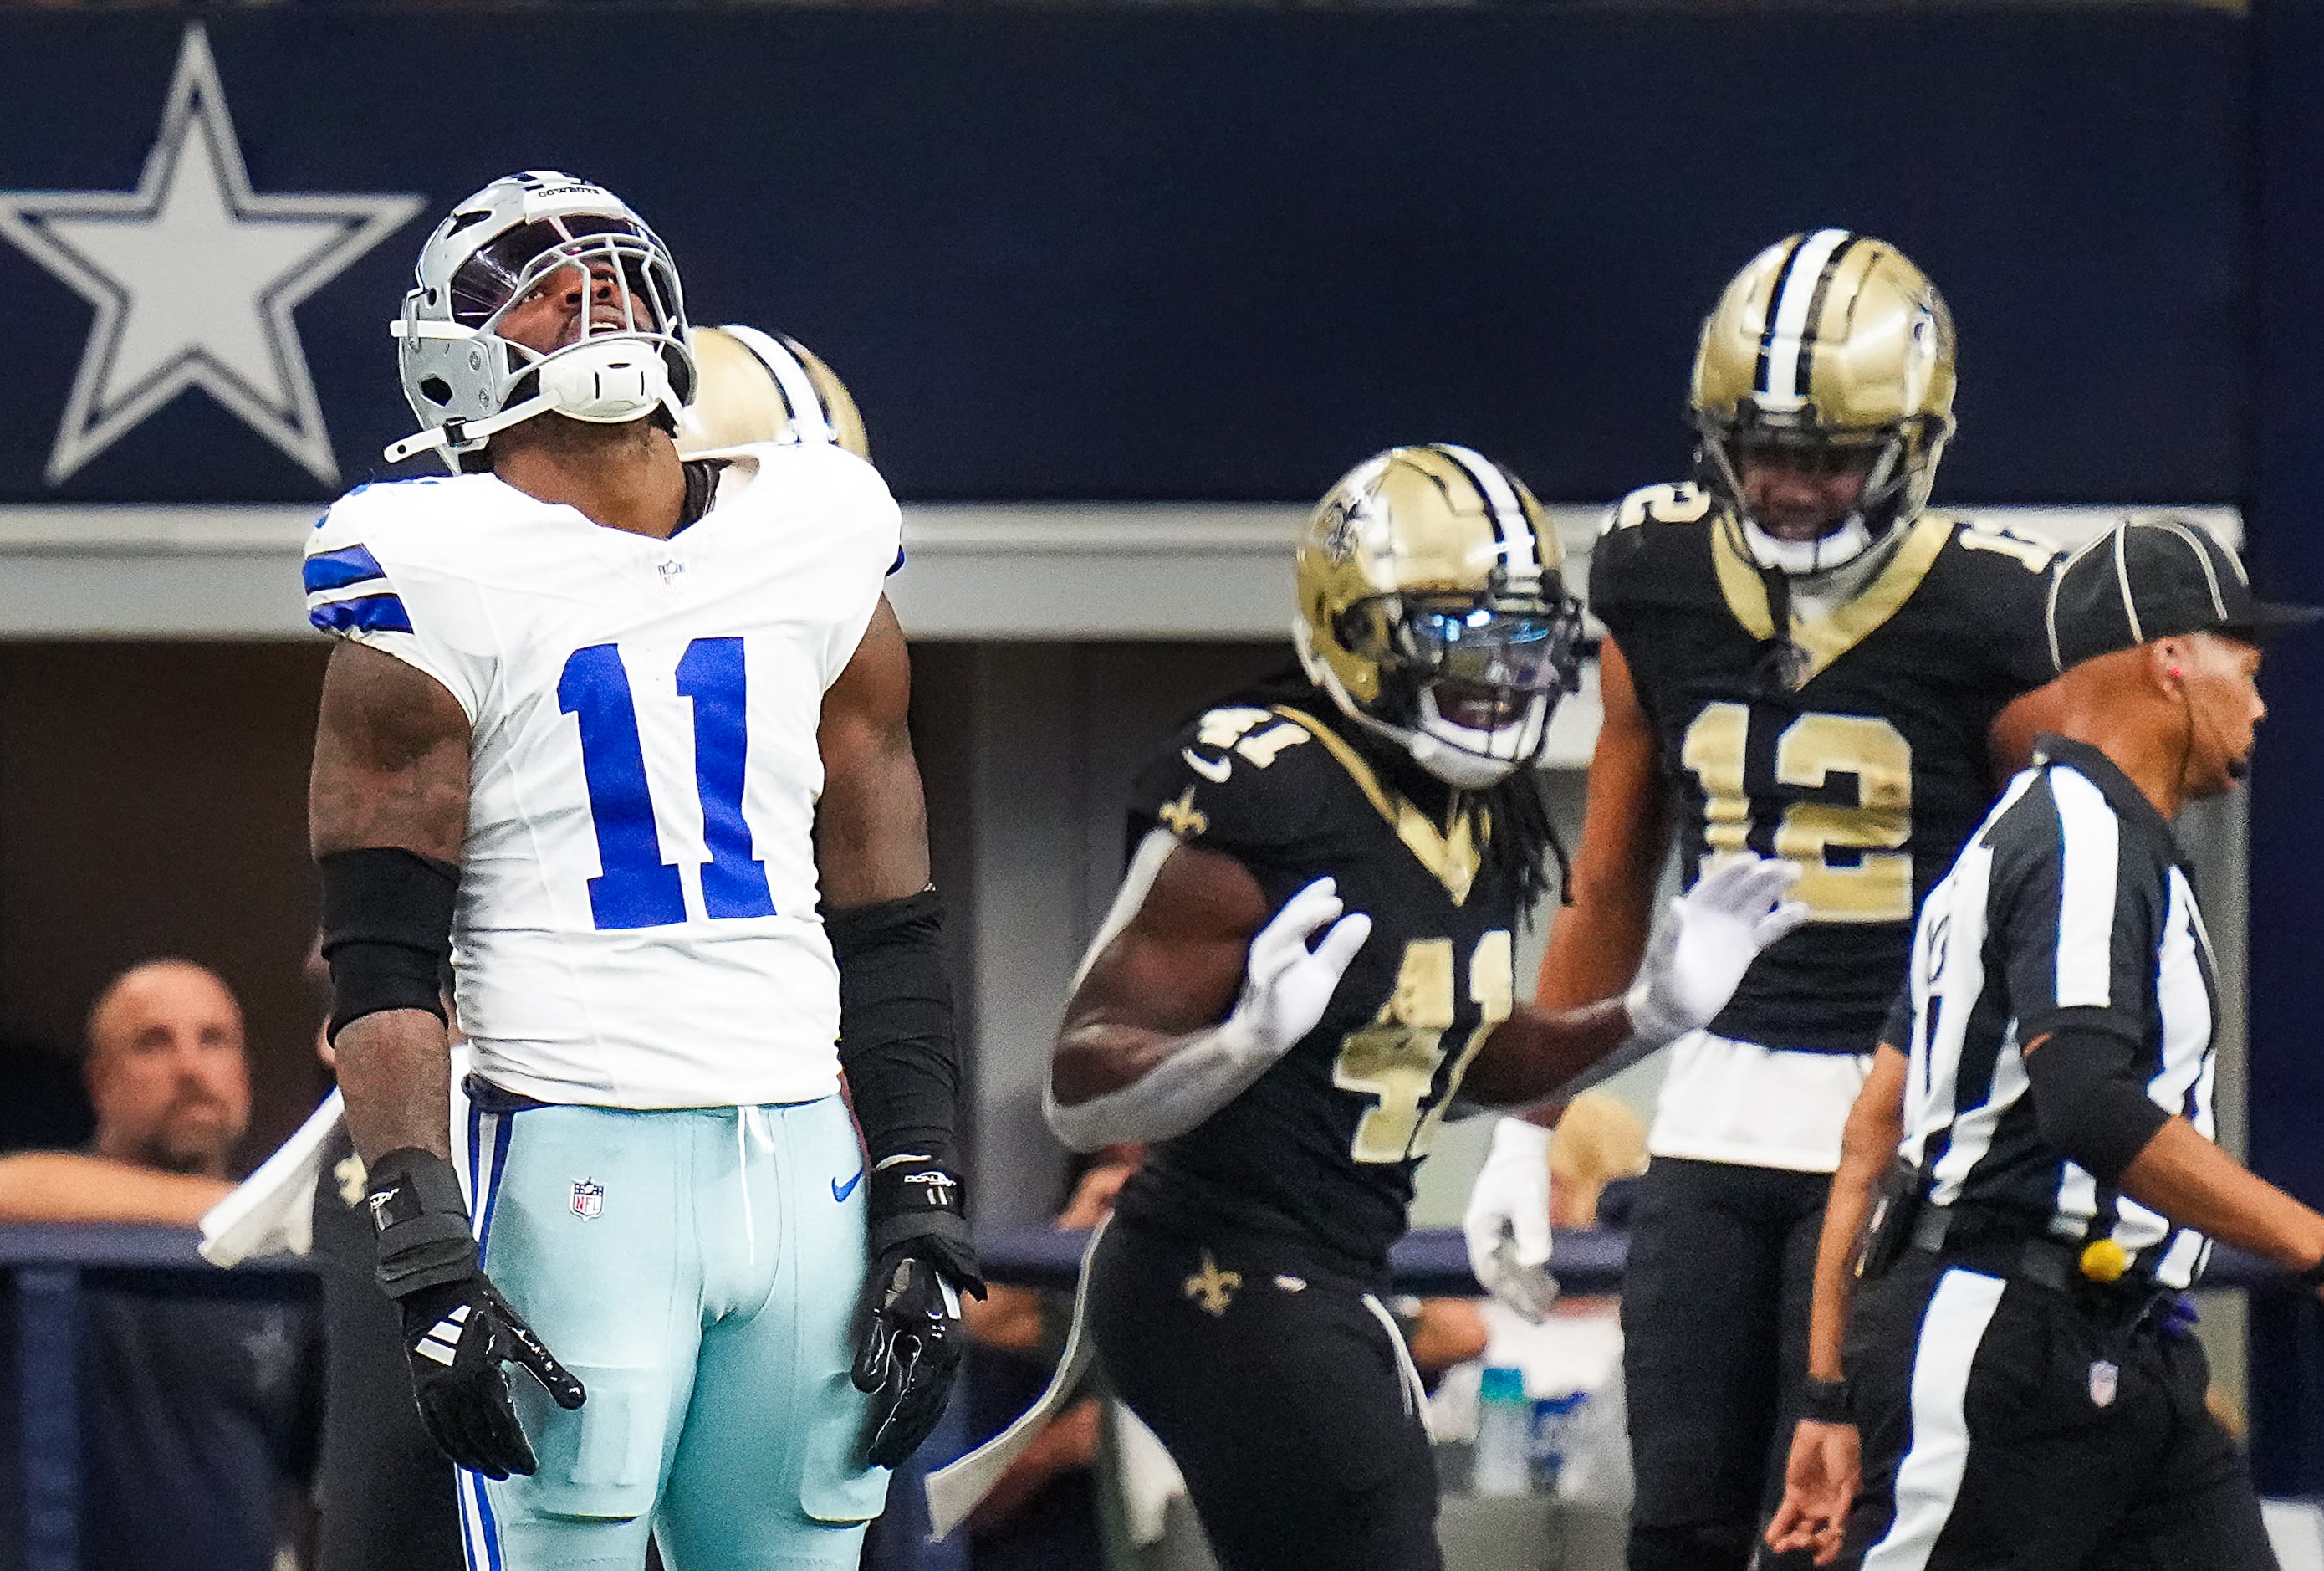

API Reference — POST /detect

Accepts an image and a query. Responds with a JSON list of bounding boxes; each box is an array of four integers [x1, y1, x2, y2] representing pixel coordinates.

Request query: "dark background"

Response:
[[0, 5, 2248, 505]]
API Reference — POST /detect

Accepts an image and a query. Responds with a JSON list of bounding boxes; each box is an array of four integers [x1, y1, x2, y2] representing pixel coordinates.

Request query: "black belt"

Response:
[[1909, 1206, 2165, 1305]]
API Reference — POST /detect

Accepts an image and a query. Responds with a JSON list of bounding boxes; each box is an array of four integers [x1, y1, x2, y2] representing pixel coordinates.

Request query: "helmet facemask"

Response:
[[1310, 589, 1586, 788], [1695, 405, 1948, 580], [387, 178, 697, 470]]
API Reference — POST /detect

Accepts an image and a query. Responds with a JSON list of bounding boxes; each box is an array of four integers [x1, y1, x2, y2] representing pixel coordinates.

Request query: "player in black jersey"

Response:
[[1461, 233, 2066, 1571], [1045, 444, 1811, 1571]]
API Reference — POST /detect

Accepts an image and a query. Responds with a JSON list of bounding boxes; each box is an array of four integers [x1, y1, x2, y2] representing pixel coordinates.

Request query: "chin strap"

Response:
[[1740, 510, 1880, 577], [385, 336, 683, 468], [383, 391, 561, 467]]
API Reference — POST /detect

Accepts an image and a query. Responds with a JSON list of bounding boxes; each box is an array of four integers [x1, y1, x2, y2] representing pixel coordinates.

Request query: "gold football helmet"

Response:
[[677, 325, 870, 459], [1692, 229, 1956, 576], [1295, 444, 1585, 788]]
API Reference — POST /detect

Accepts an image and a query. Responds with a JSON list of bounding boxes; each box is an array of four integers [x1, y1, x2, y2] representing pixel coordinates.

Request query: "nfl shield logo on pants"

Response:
[[2089, 1359, 2119, 1409], [570, 1179, 604, 1220]]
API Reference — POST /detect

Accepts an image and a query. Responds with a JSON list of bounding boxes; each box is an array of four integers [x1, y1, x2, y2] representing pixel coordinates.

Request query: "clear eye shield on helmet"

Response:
[[451, 216, 675, 338], [1340, 593, 1587, 697], [1728, 424, 1887, 481]]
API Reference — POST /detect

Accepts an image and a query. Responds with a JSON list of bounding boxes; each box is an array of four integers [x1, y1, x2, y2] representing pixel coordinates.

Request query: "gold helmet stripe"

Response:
[[1433, 443, 1545, 591], [718, 324, 835, 445], [1758, 228, 1856, 403]]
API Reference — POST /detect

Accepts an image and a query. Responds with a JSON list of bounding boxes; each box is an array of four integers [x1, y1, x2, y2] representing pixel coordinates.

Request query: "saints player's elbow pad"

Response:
[[2023, 1026, 2173, 1185], [319, 847, 457, 1040], [828, 889, 960, 1169]]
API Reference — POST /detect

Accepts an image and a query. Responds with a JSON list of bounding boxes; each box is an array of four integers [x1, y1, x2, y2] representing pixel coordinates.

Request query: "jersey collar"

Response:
[[1709, 511, 1951, 685], [1269, 705, 1484, 905], [2030, 733, 2184, 862]]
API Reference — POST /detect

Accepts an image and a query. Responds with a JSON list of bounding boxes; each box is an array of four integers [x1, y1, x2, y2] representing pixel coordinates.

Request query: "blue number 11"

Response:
[[558, 638, 776, 931]]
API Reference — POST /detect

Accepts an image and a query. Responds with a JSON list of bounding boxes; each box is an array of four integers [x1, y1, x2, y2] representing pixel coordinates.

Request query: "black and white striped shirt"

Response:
[[1888, 734, 2219, 1289]]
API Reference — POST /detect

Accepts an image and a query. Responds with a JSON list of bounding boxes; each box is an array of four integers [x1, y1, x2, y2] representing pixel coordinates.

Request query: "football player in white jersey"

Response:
[[303, 171, 978, 1571]]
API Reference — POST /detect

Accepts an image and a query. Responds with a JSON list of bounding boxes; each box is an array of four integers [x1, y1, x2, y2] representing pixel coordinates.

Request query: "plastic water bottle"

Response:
[[1473, 1366, 1532, 1497], [1530, 1391, 1587, 1491]]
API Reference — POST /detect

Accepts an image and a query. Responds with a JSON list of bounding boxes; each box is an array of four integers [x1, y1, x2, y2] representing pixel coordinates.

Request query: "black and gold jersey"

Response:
[[1592, 483, 2057, 1056], [1108, 682, 1526, 1281]]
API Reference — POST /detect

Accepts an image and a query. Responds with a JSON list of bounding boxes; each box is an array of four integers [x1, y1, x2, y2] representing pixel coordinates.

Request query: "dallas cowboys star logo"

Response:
[[0, 24, 422, 486]]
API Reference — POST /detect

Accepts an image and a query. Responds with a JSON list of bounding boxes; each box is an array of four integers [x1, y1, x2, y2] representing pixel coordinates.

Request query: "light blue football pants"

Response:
[[456, 1094, 886, 1571]]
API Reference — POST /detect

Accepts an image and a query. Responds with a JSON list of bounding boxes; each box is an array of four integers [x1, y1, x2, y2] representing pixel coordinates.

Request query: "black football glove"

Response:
[[368, 1148, 586, 1480], [851, 1155, 983, 1467]]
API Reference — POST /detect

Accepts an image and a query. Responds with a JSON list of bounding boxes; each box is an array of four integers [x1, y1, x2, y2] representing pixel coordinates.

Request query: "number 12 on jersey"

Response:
[[559, 638, 774, 931], [1681, 702, 1913, 922]]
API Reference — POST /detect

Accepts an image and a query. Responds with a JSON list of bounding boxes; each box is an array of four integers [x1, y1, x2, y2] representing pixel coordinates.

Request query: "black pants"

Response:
[[311, 1135, 466, 1571], [1085, 1218, 1441, 1571], [1836, 1248, 2277, 1571], [1622, 1156, 1832, 1571]]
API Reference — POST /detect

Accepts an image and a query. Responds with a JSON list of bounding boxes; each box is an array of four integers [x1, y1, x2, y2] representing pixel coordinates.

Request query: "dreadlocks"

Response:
[[1472, 760, 1571, 919]]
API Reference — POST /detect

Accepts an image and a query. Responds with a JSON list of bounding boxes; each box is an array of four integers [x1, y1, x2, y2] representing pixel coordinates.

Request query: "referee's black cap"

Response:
[[2045, 516, 2324, 674]]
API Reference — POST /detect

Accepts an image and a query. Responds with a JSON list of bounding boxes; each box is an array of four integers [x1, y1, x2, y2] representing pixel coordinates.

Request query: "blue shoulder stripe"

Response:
[[309, 593, 413, 636], [888, 546, 906, 577], [304, 544, 389, 595]]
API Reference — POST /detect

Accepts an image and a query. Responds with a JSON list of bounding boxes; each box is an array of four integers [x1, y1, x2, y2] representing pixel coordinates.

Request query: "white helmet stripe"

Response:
[[1434, 443, 1543, 590], [718, 325, 834, 446], [1760, 228, 1853, 404]]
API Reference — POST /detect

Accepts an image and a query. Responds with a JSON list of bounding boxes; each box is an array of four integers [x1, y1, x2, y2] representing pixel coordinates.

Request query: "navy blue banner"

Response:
[[0, 7, 2246, 504], [2244, 0, 2324, 1500]]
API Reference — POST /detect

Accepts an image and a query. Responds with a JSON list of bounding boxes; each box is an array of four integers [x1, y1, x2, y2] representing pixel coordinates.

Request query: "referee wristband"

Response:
[[1800, 1375, 1852, 1426]]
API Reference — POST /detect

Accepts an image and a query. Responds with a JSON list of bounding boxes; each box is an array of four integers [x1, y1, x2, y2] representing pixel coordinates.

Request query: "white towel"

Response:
[[198, 1046, 474, 1267], [1111, 1400, 1190, 1548], [924, 1219, 1109, 1541], [197, 1090, 343, 1266]]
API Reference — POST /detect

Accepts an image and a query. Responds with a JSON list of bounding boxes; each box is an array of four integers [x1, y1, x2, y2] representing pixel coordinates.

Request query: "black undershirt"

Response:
[[670, 458, 725, 536]]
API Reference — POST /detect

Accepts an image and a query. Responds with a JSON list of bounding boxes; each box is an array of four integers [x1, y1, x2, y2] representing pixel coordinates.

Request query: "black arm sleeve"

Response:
[[319, 847, 457, 1038], [827, 888, 960, 1169], [1878, 980, 1916, 1054], [2020, 1025, 2173, 1185], [828, 889, 982, 1289]]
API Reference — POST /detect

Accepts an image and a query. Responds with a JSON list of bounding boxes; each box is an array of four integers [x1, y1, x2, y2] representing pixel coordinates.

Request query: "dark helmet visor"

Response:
[[450, 215, 655, 326]]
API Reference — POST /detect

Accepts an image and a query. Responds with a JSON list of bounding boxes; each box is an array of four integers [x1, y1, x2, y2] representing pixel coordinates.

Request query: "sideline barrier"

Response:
[[0, 1225, 316, 1571], [3, 1221, 2310, 1570]]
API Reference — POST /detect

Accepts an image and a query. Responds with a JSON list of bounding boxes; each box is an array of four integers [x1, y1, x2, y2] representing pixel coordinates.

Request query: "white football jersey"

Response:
[[305, 443, 901, 1109]]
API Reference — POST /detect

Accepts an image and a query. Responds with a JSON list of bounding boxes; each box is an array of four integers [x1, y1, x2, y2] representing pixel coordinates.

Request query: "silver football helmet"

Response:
[[384, 171, 697, 471]]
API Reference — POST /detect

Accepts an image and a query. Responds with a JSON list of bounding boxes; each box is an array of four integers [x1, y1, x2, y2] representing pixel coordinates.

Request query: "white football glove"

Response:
[[1463, 1118, 1560, 1322], [1625, 854, 1808, 1049], [1045, 878, 1371, 1152], [1227, 877, 1375, 1057]]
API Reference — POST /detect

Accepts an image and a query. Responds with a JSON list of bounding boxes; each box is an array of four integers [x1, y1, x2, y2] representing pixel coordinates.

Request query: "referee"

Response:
[[1765, 518, 2324, 1569]]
